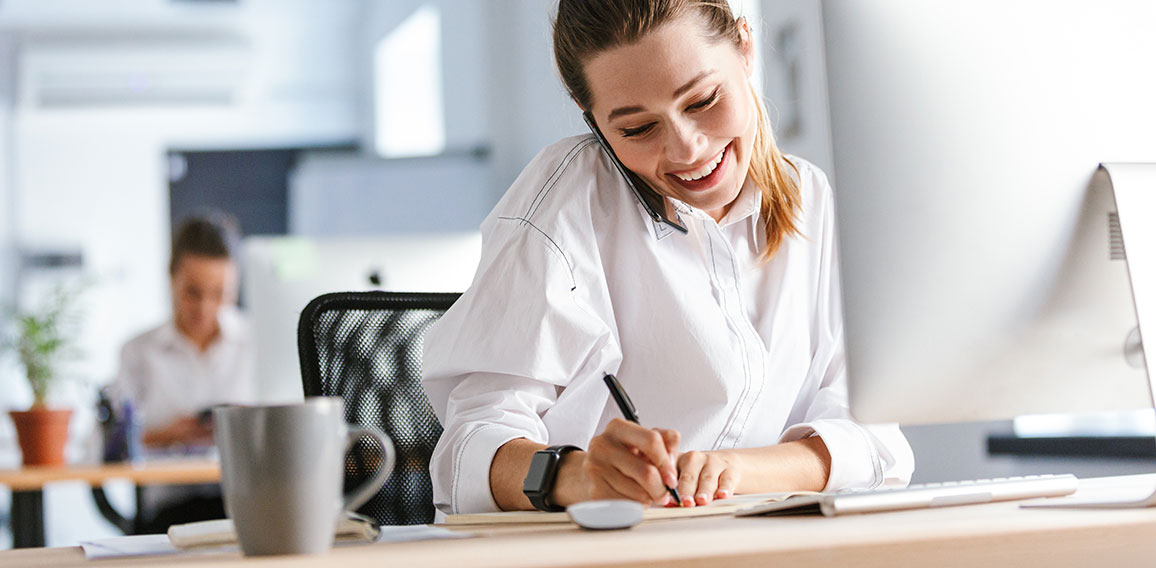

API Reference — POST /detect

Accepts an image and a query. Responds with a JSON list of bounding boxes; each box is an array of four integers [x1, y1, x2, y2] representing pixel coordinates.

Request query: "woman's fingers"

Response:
[[676, 451, 705, 507], [603, 419, 679, 487], [693, 457, 725, 505], [587, 460, 666, 504], [587, 422, 678, 503], [715, 467, 739, 501], [658, 428, 680, 465], [674, 451, 741, 506]]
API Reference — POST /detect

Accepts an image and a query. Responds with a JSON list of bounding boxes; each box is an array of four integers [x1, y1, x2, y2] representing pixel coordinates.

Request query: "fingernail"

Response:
[[664, 472, 678, 487], [696, 493, 709, 505], [682, 496, 695, 507], [717, 489, 731, 499]]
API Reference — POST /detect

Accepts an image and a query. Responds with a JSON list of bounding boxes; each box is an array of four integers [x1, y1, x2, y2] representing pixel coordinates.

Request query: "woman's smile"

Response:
[[667, 142, 731, 192]]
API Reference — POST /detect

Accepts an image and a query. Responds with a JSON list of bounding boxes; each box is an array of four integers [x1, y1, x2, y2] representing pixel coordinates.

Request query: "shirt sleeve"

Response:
[[422, 218, 620, 515], [778, 330, 915, 490], [779, 166, 914, 490], [111, 340, 144, 407]]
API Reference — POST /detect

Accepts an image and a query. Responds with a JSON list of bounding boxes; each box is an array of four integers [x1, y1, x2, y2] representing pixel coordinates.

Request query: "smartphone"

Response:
[[582, 111, 688, 234]]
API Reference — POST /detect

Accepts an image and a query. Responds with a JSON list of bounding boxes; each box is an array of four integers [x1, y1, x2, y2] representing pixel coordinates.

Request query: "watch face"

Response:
[[523, 451, 558, 493]]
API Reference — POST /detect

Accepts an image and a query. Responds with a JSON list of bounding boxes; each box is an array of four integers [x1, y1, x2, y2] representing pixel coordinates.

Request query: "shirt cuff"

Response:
[[780, 419, 882, 492], [450, 423, 529, 515]]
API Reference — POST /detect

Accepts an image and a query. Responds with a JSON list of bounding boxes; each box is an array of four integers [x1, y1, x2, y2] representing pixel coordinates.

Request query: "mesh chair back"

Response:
[[298, 291, 459, 525]]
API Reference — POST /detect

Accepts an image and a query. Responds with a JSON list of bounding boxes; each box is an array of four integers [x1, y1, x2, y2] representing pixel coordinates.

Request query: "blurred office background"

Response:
[[0, 0, 1152, 549], [0, 0, 592, 548]]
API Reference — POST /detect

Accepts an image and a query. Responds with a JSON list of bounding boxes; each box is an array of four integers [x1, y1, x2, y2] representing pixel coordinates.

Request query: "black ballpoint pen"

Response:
[[603, 374, 683, 507]]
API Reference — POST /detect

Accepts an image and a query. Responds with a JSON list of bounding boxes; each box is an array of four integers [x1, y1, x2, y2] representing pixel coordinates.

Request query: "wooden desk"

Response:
[[4, 475, 1156, 567], [0, 460, 220, 548]]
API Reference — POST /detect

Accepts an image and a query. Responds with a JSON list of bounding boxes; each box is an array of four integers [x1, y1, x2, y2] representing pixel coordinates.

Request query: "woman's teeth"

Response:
[[674, 148, 725, 182]]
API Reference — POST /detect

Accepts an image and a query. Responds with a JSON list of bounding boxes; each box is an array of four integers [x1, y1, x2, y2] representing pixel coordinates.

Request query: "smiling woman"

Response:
[[421, 0, 914, 517]]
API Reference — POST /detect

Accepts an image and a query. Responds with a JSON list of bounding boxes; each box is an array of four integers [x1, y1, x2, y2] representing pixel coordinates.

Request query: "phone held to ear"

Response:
[[582, 111, 688, 234]]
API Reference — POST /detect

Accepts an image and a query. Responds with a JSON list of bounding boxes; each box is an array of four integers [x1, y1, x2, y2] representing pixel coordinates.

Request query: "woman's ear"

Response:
[[737, 17, 755, 77]]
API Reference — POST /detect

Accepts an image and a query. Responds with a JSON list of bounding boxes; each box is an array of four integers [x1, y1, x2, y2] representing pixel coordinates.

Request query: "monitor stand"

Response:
[[1024, 163, 1156, 509]]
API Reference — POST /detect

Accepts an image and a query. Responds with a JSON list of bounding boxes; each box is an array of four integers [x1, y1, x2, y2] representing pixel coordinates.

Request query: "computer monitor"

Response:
[[241, 233, 482, 403], [820, 1, 1156, 424]]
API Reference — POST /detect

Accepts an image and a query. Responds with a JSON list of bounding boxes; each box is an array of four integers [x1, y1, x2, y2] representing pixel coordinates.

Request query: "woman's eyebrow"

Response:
[[606, 70, 717, 121], [672, 70, 715, 98]]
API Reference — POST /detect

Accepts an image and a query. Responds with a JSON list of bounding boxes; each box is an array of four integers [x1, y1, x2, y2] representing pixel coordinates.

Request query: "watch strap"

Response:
[[526, 445, 580, 512]]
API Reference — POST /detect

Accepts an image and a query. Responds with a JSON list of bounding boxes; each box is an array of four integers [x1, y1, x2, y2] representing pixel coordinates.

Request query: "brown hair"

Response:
[[553, 0, 802, 260], [169, 212, 240, 275]]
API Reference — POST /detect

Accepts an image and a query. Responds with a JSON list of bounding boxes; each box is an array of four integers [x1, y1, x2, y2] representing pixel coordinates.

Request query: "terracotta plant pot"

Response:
[[10, 408, 73, 466]]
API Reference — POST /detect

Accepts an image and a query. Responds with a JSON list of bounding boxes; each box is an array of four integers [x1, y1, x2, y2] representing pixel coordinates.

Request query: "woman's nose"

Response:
[[664, 119, 708, 165]]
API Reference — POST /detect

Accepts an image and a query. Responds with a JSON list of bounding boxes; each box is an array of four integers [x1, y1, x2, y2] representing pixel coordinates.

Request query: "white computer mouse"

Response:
[[566, 499, 646, 530]]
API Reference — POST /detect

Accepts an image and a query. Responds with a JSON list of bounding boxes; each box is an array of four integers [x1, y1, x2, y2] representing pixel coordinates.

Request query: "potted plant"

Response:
[[4, 286, 81, 466]]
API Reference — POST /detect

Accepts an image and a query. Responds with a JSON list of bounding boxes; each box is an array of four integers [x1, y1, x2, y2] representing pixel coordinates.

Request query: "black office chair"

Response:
[[298, 291, 459, 526]]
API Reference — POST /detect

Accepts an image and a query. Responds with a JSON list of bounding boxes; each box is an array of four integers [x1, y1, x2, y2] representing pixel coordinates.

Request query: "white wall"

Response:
[[484, 0, 587, 200], [0, 38, 13, 305], [357, 0, 491, 156], [0, 35, 20, 542], [758, 0, 834, 173]]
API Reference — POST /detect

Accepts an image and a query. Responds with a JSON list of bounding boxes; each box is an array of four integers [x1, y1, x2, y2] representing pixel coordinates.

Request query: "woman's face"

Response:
[[584, 15, 757, 222], [171, 253, 235, 345]]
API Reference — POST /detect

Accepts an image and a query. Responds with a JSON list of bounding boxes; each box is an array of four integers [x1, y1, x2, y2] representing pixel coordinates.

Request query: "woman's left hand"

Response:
[[674, 450, 741, 507]]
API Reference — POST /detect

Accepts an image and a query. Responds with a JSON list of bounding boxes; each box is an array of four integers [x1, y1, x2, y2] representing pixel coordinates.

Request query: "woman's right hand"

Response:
[[142, 415, 214, 448], [555, 418, 680, 506]]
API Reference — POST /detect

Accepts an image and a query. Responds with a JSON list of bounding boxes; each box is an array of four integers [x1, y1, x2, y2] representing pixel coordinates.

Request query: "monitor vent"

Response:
[[1108, 212, 1126, 261]]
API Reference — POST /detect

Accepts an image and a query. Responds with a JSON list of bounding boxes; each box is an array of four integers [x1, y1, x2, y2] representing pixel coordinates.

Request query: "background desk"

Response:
[[0, 460, 220, 548], [4, 474, 1156, 567]]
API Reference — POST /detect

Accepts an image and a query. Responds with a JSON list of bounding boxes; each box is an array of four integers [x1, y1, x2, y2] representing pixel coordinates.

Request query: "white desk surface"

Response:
[[5, 474, 1156, 568]]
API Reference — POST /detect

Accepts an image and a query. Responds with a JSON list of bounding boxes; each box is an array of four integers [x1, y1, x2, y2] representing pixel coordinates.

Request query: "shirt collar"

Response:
[[716, 176, 762, 229], [663, 177, 764, 251], [634, 195, 686, 241], [631, 176, 762, 244], [159, 306, 240, 352]]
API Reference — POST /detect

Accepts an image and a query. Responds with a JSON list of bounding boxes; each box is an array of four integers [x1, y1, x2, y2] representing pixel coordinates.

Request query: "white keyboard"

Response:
[[736, 474, 1080, 517]]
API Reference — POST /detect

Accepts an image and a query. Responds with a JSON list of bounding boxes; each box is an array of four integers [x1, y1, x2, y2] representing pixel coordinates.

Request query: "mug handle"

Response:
[[342, 425, 397, 512]]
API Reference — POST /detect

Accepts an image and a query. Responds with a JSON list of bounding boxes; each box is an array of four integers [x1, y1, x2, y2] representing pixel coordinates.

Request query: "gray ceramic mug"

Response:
[[213, 397, 395, 556]]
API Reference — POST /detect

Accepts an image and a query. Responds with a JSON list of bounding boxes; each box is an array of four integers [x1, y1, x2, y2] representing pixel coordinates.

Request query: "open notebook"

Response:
[[445, 474, 1082, 525], [442, 491, 815, 525]]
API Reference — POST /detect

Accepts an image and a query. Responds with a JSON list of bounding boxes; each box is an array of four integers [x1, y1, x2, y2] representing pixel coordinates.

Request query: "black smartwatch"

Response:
[[522, 445, 581, 512]]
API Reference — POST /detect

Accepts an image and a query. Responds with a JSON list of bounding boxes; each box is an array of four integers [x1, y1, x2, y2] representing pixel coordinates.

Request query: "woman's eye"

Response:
[[620, 123, 655, 138], [687, 89, 720, 112]]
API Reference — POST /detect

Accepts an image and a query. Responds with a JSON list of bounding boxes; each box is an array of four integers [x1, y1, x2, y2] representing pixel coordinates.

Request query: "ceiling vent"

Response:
[[19, 39, 251, 108]]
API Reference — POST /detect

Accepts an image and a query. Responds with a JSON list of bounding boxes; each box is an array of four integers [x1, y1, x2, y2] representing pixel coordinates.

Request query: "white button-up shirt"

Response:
[[114, 305, 256, 431], [423, 135, 913, 515]]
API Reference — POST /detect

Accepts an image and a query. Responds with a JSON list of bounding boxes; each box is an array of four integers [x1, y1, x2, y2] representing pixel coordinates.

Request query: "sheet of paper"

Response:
[[169, 516, 381, 549], [82, 526, 472, 559], [374, 525, 472, 543], [81, 534, 188, 560], [443, 491, 815, 525]]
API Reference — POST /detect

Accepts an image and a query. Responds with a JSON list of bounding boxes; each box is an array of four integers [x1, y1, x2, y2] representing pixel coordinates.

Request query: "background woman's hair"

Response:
[[553, 0, 802, 261], [169, 211, 241, 274]]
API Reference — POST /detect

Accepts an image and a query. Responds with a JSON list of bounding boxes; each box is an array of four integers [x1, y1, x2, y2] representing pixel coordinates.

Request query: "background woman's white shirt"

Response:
[[114, 305, 256, 431], [422, 135, 914, 515]]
